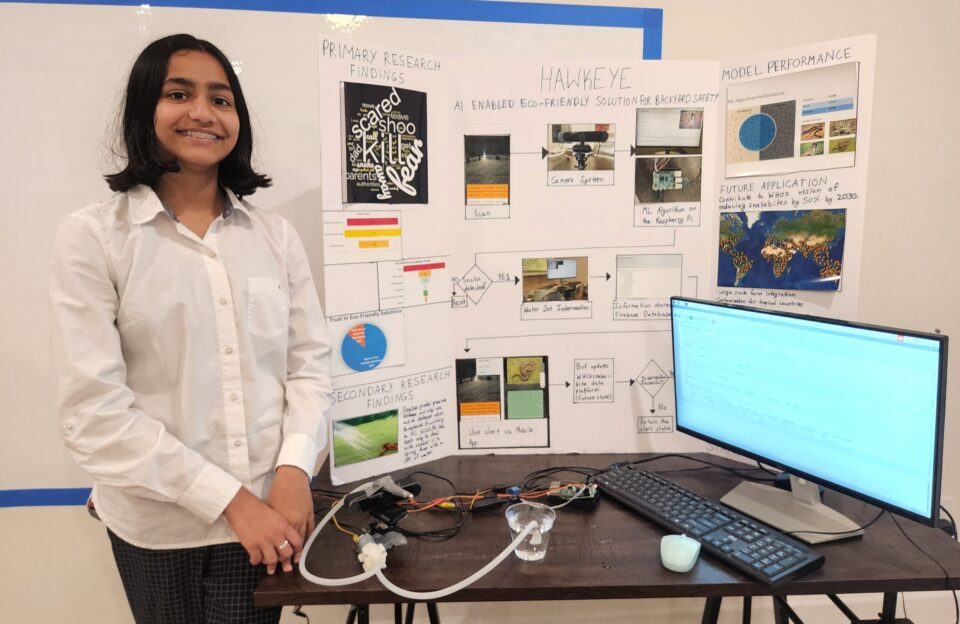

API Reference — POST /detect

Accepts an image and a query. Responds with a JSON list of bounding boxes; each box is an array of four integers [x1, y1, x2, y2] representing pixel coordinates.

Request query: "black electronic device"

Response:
[[595, 464, 824, 586], [557, 130, 609, 143], [556, 130, 609, 170], [671, 297, 948, 543], [546, 482, 601, 511], [342, 476, 421, 532]]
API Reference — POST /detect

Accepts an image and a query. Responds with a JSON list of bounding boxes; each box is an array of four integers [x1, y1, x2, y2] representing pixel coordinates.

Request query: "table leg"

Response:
[[742, 596, 751, 624], [345, 605, 356, 624], [427, 602, 441, 623], [774, 596, 806, 624], [356, 604, 369, 624], [879, 592, 898, 623], [701, 597, 722, 624], [404, 602, 415, 624], [773, 597, 788, 624]]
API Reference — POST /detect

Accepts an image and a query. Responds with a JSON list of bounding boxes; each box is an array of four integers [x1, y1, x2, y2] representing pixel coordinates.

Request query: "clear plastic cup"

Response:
[[505, 501, 556, 561]]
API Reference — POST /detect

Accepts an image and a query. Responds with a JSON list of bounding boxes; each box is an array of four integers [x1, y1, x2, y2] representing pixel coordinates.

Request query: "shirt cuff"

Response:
[[275, 432, 321, 477], [177, 462, 243, 524]]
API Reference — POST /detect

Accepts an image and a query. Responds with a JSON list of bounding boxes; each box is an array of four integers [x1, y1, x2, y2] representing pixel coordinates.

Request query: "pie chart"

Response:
[[739, 113, 777, 151], [341, 323, 388, 372]]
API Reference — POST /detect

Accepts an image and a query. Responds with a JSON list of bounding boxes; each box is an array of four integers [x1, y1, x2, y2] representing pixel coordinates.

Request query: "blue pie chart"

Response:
[[341, 323, 387, 372], [739, 113, 777, 151]]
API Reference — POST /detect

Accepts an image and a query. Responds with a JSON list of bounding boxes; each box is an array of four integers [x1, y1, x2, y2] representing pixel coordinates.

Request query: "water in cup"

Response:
[[505, 502, 556, 561]]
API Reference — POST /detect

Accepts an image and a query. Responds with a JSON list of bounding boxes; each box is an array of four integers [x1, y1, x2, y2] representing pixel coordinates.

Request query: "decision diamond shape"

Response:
[[637, 360, 670, 398], [456, 265, 493, 304]]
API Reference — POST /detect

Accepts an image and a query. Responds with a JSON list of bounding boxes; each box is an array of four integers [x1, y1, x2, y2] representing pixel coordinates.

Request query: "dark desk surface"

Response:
[[256, 453, 960, 606]]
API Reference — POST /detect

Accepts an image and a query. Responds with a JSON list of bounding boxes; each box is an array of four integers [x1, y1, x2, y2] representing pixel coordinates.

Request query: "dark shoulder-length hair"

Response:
[[105, 34, 271, 196]]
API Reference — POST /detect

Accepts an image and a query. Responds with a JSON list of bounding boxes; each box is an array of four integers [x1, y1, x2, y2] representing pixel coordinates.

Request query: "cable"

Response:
[[394, 470, 465, 539], [942, 504, 958, 540], [299, 478, 538, 601], [603, 453, 778, 483], [520, 466, 603, 492], [890, 514, 959, 624], [782, 509, 885, 539], [373, 520, 536, 601], [756, 460, 779, 476], [298, 483, 380, 587]]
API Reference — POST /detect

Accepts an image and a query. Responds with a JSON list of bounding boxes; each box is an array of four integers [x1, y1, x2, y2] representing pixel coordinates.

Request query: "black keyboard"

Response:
[[594, 464, 824, 586]]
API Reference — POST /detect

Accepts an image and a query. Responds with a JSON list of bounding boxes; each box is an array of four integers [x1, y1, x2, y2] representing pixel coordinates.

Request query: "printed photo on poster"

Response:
[[464, 135, 510, 208], [456, 356, 550, 450], [333, 410, 400, 467], [546, 123, 615, 186], [725, 62, 859, 178], [634, 156, 702, 204], [633, 108, 703, 156], [521, 257, 589, 302], [718, 209, 846, 291], [342, 82, 428, 204]]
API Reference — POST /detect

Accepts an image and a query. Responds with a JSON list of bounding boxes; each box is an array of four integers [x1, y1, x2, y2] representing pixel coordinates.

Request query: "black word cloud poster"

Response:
[[342, 83, 428, 204]]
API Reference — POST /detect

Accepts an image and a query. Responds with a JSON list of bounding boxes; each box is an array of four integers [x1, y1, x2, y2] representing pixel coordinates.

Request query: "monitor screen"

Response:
[[635, 108, 703, 149], [547, 258, 578, 279], [671, 297, 948, 526]]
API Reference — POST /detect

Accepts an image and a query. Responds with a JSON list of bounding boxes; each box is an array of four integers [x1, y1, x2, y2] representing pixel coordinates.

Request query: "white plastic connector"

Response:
[[357, 542, 388, 572]]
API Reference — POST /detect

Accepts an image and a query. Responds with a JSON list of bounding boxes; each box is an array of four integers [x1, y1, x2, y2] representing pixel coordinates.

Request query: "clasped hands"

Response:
[[223, 465, 315, 575]]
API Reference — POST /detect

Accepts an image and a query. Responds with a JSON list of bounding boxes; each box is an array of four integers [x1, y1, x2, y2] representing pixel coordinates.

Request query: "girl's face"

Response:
[[154, 50, 240, 176]]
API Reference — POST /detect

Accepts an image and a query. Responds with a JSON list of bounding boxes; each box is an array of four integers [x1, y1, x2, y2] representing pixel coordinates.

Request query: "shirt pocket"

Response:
[[246, 277, 289, 340]]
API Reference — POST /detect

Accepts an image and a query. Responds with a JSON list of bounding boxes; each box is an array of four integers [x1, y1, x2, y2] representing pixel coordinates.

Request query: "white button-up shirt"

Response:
[[50, 185, 332, 549]]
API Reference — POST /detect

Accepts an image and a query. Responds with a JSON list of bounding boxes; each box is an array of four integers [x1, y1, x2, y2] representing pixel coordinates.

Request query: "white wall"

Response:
[[1, 1, 957, 623]]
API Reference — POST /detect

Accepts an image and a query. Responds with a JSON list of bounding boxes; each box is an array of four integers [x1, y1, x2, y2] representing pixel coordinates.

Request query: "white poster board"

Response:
[[317, 35, 876, 484]]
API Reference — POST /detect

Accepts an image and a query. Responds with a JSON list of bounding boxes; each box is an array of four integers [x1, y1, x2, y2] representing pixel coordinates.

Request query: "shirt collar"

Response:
[[127, 185, 250, 225]]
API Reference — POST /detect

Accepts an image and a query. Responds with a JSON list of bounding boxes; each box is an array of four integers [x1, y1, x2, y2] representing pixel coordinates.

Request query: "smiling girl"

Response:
[[50, 34, 331, 624]]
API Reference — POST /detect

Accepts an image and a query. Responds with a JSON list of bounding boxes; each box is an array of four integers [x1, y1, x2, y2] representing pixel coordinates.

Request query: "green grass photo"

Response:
[[333, 409, 400, 467]]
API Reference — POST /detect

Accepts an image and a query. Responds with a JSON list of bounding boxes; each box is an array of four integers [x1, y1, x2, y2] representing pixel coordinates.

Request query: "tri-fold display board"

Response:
[[318, 35, 875, 484]]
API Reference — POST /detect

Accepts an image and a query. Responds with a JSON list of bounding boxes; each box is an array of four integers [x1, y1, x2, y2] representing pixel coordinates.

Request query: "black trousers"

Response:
[[108, 530, 282, 624]]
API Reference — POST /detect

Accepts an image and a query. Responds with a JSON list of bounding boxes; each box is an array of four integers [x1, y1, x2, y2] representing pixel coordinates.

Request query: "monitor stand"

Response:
[[720, 475, 863, 544]]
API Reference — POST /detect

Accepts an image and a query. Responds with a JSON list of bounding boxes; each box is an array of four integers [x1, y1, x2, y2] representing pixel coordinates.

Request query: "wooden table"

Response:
[[256, 453, 960, 623]]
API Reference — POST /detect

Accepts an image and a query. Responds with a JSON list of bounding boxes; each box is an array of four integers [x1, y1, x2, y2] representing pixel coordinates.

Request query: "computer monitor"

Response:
[[547, 258, 578, 279], [635, 108, 703, 149], [671, 297, 948, 544]]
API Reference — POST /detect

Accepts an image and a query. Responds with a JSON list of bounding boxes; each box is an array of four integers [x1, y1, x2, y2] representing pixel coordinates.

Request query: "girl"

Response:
[[50, 34, 331, 624]]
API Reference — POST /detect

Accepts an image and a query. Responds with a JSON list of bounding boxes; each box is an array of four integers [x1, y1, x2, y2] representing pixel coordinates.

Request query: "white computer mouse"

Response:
[[660, 534, 701, 573]]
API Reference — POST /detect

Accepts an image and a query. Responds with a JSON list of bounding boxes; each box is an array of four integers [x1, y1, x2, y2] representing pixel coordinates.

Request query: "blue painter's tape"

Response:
[[0, 488, 92, 507], [3, 1, 663, 59]]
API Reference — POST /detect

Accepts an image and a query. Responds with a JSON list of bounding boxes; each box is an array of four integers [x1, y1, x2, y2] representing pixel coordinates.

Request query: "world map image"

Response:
[[718, 209, 846, 291]]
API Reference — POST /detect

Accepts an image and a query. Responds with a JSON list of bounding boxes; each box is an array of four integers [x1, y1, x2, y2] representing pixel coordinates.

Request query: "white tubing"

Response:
[[372, 520, 537, 601], [299, 483, 541, 600], [298, 483, 380, 586]]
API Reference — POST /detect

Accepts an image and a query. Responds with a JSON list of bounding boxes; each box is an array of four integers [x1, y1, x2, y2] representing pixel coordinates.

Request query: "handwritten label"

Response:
[[716, 288, 805, 310], [638, 415, 673, 434], [717, 176, 852, 211], [548, 171, 614, 187], [466, 204, 510, 220], [459, 419, 548, 450], [574, 359, 614, 403], [613, 299, 671, 321], [634, 203, 700, 227], [521, 301, 592, 320]]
